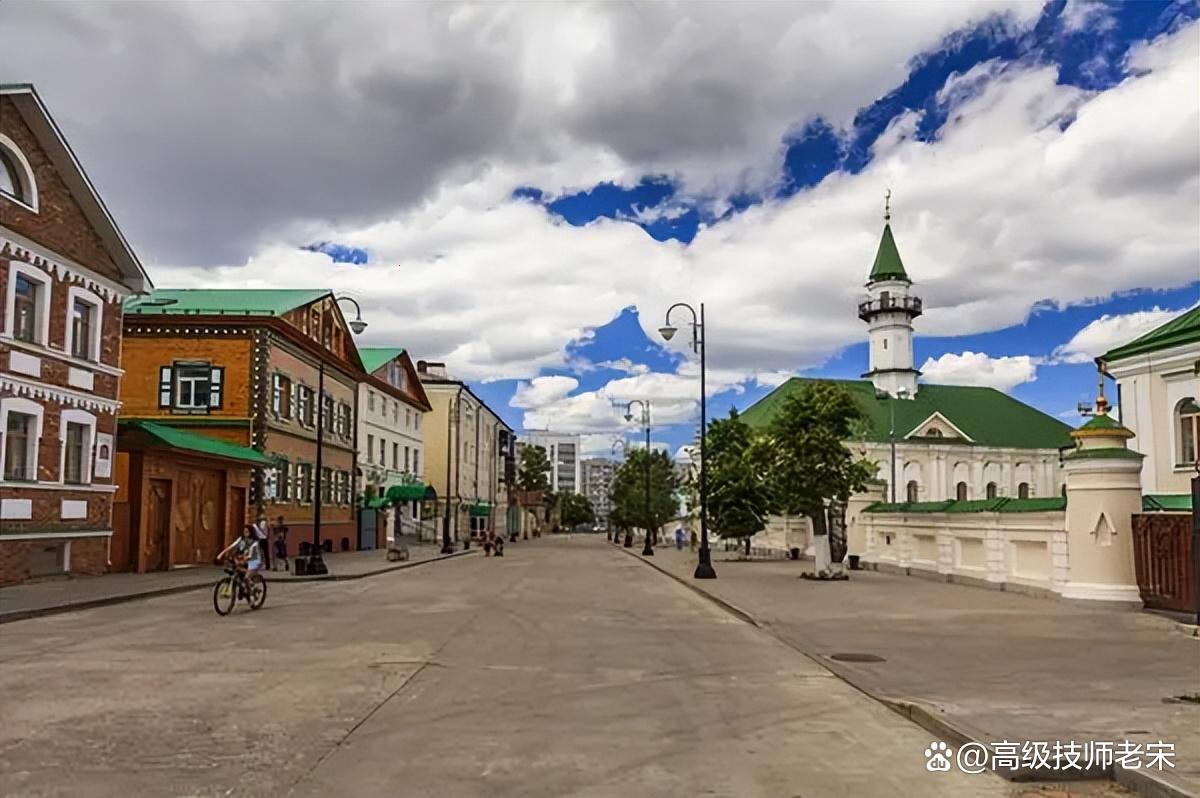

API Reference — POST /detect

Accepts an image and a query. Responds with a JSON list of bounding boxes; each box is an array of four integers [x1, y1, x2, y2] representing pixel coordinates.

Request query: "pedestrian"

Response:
[[483, 531, 494, 556], [675, 525, 685, 550], [494, 536, 504, 557], [253, 514, 270, 570], [273, 526, 289, 572]]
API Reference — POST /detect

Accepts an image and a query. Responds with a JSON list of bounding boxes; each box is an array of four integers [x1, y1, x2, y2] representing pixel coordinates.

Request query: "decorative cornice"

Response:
[[1, 232, 130, 303], [0, 374, 119, 413]]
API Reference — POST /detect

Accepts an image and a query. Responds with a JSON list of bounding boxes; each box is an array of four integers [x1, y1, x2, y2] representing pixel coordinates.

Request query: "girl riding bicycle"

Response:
[[217, 525, 263, 584]]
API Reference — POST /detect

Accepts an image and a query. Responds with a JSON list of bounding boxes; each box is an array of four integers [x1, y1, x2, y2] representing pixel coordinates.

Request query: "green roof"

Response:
[[866, 496, 1066, 514], [740, 379, 1073, 450], [125, 289, 329, 317], [1062, 447, 1144, 461], [1078, 413, 1123, 431], [468, 501, 491, 518], [1142, 494, 1193, 512], [119, 420, 272, 466], [359, 347, 406, 375], [1101, 305, 1200, 363], [868, 223, 909, 282]]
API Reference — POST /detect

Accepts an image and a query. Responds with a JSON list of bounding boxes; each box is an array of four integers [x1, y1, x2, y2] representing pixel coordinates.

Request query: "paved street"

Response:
[[0, 537, 1035, 798]]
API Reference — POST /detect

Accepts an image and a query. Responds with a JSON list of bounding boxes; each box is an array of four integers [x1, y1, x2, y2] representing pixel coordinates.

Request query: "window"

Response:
[[0, 150, 20, 199], [63, 422, 88, 484], [955, 481, 968, 501], [4, 412, 36, 480], [273, 375, 293, 419], [275, 459, 292, 503], [0, 138, 36, 209], [393, 404, 399, 424], [1017, 482, 1030, 499], [405, 408, 411, 429], [412, 449, 419, 475], [905, 480, 919, 502], [159, 364, 224, 412], [321, 467, 333, 503], [309, 307, 321, 340], [882, 339, 888, 350], [379, 438, 386, 464], [297, 386, 315, 426], [13, 273, 40, 343], [297, 464, 313, 503], [336, 402, 351, 437], [392, 442, 399, 470], [322, 394, 334, 431], [414, 413, 421, 431], [926, 428, 942, 437], [404, 446, 410, 472], [1177, 398, 1199, 466], [986, 482, 998, 499], [368, 391, 376, 412], [381, 397, 388, 418], [70, 297, 97, 360]]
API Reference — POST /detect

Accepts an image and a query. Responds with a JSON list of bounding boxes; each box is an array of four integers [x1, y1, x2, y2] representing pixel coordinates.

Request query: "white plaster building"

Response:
[[522, 430, 582, 494]]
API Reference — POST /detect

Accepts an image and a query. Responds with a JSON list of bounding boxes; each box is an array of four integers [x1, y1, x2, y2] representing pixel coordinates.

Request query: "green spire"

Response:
[[868, 223, 909, 283]]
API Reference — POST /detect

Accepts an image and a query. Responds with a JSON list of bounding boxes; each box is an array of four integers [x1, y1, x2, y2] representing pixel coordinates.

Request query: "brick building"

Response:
[[122, 289, 367, 556], [0, 84, 153, 585]]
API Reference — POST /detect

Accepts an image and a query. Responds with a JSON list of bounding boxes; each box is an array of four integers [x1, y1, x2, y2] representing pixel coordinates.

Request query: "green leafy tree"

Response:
[[705, 409, 773, 555], [517, 445, 551, 493], [559, 492, 596, 530], [761, 382, 875, 568], [610, 448, 678, 540]]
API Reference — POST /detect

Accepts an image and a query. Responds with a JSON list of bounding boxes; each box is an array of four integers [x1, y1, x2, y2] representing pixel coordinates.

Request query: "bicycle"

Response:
[[213, 557, 267, 616]]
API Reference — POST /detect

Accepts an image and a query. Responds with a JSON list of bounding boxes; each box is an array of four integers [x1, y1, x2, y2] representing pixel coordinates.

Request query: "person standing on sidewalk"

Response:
[[253, 514, 271, 571], [675, 525, 685, 550]]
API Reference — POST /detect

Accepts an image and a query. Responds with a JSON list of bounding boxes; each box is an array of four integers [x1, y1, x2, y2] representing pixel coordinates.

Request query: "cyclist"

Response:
[[217, 525, 263, 593]]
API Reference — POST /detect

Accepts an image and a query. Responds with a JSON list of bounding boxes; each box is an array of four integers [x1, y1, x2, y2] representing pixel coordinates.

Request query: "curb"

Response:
[[0, 549, 478, 625], [622, 549, 1198, 798]]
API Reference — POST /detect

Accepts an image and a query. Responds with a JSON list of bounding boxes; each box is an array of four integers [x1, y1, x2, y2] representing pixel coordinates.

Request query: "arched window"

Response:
[[1177, 398, 1199, 466], [0, 134, 38, 210], [955, 481, 968, 501], [1017, 482, 1030, 499], [906, 480, 919, 502], [986, 482, 998, 499], [927, 428, 943, 437]]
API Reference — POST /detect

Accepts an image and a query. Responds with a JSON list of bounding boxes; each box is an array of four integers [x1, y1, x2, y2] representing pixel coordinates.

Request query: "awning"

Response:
[[118, 420, 273, 467], [385, 483, 432, 503], [468, 501, 491, 518]]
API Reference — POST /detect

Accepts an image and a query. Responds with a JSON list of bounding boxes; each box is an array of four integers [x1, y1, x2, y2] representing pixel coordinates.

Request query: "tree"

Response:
[[610, 448, 677, 541], [517, 445, 551, 493], [761, 381, 875, 576], [559, 492, 595, 530], [705, 409, 773, 555]]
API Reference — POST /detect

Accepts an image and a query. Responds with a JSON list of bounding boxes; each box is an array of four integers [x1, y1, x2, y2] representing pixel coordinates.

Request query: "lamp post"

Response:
[[660, 302, 714, 579], [878, 387, 909, 504], [611, 438, 630, 544], [310, 295, 367, 576], [442, 387, 463, 555], [624, 400, 654, 556]]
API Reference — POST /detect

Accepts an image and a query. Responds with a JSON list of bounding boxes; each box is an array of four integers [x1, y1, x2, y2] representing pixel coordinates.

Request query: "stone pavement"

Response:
[[0, 536, 1060, 798], [635, 543, 1200, 797], [0, 537, 468, 623]]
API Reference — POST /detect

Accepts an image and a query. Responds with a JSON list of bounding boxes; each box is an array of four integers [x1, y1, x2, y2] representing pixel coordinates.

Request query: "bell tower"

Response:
[[859, 191, 921, 398]]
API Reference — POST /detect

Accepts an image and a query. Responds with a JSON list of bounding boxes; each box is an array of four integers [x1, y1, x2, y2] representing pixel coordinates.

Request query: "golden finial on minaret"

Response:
[[884, 188, 892, 222], [1094, 369, 1110, 415]]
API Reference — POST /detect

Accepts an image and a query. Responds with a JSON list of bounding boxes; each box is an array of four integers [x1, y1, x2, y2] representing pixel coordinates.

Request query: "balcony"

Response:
[[858, 295, 922, 320]]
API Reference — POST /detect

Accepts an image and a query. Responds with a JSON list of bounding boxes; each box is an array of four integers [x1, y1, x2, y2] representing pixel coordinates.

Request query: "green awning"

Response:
[[119, 420, 272, 466], [385, 483, 430, 503], [468, 502, 491, 518], [364, 497, 388, 509]]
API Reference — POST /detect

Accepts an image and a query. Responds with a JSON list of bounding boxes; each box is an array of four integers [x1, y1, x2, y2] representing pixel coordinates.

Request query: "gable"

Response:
[[280, 294, 363, 370], [0, 88, 148, 292], [905, 411, 974, 442]]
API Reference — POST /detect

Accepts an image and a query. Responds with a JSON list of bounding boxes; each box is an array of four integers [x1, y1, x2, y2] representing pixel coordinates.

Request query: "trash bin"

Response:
[[789, 547, 801, 560], [848, 554, 861, 570]]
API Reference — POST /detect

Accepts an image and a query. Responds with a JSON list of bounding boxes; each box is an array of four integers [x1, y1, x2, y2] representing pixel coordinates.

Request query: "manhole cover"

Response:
[[829, 652, 886, 663]]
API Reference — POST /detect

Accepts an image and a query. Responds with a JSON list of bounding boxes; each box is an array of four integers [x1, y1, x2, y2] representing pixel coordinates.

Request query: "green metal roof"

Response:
[[868, 224, 909, 282], [1078, 414, 1123, 431], [1061, 447, 1143, 461], [740, 378, 1073, 450], [125, 289, 329, 317], [1101, 305, 1200, 363], [358, 347, 406, 375], [119, 420, 272, 466], [866, 496, 1066, 514], [1142, 494, 1193, 512]]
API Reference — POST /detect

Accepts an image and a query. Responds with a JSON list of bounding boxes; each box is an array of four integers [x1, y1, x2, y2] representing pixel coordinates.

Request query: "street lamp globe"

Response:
[[658, 325, 677, 341], [349, 318, 368, 335], [624, 413, 634, 422]]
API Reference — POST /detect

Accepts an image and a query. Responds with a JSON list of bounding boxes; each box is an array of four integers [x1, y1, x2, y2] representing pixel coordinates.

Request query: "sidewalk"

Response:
[[0, 538, 472, 623], [632, 546, 1200, 798]]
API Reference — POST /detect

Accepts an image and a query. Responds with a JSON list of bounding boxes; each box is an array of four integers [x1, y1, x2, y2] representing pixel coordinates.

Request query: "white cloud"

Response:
[[1052, 305, 1194, 364], [48, 14, 1199, 397], [1060, 0, 1118, 33], [510, 376, 580, 409], [920, 351, 1039, 392]]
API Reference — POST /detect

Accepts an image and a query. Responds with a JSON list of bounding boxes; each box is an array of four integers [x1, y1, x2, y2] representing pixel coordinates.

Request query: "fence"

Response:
[[1131, 513, 1196, 613]]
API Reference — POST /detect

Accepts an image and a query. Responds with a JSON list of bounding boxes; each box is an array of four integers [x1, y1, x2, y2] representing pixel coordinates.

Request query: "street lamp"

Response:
[[611, 437, 631, 544], [442, 388, 463, 555], [660, 301, 715, 579], [310, 295, 368, 575], [624, 400, 654, 556]]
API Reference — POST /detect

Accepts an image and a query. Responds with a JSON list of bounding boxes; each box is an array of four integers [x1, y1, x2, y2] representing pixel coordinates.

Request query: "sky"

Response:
[[3, 0, 1198, 461]]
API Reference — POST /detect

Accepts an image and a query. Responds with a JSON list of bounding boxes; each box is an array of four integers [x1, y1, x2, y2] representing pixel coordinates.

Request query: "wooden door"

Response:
[[229, 486, 247, 551], [145, 479, 171, 572], [194, 469, 224, 564]]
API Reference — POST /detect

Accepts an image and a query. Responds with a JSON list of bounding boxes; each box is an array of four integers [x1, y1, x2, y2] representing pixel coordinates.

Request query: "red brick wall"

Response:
[[0, 535, 108, 586], [0, 96, 123, 283]]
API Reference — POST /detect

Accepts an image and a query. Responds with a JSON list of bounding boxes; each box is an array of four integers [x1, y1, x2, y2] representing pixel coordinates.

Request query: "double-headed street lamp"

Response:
[[660, 302, 715, 579], [610, 437, 630, 543], [310, 295, 368, 575], [624, 400, 654, 557]]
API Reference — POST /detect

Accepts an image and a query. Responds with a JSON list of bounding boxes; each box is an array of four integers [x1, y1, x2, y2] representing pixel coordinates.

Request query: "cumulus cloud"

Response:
[[510, 376, 580, 409], [1052, 305, 1194, 363], [919, 351, 1039, 391]]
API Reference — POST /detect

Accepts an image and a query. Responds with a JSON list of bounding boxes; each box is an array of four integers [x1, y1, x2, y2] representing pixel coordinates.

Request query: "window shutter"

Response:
[[209, 367, 224, 408], [158, 366, 173, 407]]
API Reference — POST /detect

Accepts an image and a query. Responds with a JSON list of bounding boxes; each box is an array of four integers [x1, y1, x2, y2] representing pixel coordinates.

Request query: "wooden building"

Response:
[[121, 289, 366, 555], [1, 84, 153, 585], [112, 420, 270, 572]]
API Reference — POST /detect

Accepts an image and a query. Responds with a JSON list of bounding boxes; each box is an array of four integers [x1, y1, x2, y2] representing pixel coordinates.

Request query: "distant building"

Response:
[[522, 430, 582, 494], [581, 457, 617, 529]]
